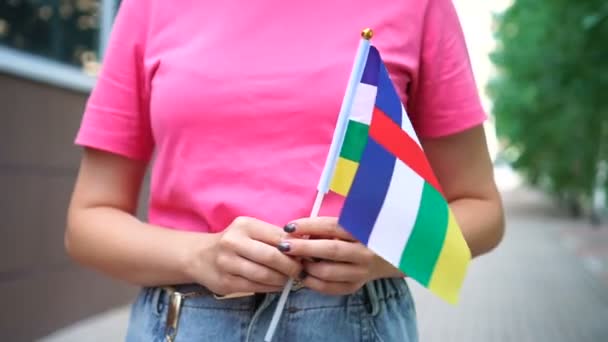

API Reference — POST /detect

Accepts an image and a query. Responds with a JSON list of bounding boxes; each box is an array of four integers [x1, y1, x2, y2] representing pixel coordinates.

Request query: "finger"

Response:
[[281, 238, 374, 264], [285, 217, 356, 241], [301, 275, 362, 296], [234, 238, 302, 278], [303, 260, 367, 283], [216, 274, 284, 295], [219, 254, 290, 286], [236, 217, 287, 245]]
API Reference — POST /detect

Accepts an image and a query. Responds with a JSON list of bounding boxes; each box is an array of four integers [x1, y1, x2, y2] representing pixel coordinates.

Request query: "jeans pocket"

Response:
[[366, 288, 418, 342], [125, 288, 167, 342], [169, 305, 250, 341]]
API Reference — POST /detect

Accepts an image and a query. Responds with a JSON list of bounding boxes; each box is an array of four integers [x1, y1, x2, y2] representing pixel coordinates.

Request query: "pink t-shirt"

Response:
[[75, 0, 486, 233]]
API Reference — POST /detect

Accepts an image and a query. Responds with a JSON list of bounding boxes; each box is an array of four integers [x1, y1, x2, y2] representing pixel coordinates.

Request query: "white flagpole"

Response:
[[264, 28, 374, 342], [317, 29, 374, 195]]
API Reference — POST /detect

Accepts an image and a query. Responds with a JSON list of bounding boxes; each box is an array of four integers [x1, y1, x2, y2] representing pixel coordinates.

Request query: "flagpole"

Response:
[[264, 28, 374, 342], [317, 28, 374, 195]]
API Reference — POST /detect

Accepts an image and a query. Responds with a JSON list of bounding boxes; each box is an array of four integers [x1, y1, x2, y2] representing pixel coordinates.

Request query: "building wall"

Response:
[[0, 73, 140, 341]]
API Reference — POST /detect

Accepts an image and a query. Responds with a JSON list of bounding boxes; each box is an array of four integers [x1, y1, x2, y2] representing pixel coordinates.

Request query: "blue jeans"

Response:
[[125, 277, 418, 341]]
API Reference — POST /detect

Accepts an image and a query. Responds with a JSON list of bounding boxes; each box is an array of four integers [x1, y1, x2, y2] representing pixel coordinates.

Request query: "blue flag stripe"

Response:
[[360, 46, 380, 86], [338, 137, 396, 245], [338, 48, 404, 245], [375, 62, 402, 126]]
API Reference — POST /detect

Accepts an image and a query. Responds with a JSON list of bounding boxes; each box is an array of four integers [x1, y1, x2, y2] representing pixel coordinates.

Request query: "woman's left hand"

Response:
[[278, 217, 404, 295]]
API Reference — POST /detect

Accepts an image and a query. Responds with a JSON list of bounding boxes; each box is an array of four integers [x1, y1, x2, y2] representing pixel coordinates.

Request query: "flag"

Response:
[[330, 46, 471, 304]]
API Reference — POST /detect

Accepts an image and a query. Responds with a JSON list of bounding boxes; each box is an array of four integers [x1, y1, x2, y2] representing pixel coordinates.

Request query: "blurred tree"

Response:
[[0, 0, 100, 70], [489, 0, 608, 216]]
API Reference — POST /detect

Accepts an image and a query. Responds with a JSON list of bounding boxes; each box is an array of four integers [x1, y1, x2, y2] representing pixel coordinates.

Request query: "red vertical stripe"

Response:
[[369, 108, 444, 195]]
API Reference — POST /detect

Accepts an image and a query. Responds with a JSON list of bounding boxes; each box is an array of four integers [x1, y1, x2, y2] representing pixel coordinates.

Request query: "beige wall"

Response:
[[0, 73, 138, 341]]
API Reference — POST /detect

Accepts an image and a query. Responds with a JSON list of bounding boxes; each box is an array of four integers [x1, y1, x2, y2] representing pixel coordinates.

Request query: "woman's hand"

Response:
[[279, 217, 404, 295], [186, 216, 303, 296]]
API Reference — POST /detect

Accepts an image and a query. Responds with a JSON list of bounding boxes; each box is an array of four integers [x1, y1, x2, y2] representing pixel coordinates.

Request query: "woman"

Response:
[[66, 0, 504, 340]]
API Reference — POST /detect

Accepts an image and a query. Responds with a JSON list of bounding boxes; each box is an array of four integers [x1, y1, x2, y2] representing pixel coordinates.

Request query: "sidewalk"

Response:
[[41, 169, 608, 342], [410, 184, 608, 342], [560, 223, 608, 288]]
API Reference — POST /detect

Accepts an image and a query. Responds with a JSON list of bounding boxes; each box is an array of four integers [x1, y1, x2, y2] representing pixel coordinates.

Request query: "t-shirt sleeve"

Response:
[[74, 0, 154, 161], [408, 0, 487, 138]]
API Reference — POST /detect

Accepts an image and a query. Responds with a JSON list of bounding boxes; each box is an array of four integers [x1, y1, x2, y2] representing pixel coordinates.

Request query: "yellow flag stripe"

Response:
[[428, 209, 471, 304], [329, 157, 359, 196]]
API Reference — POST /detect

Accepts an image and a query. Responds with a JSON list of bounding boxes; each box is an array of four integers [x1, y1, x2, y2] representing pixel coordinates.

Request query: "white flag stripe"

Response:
[[349, 83, 377, 125], [367, 159, 425, 266], [400, 104, 421, 146]]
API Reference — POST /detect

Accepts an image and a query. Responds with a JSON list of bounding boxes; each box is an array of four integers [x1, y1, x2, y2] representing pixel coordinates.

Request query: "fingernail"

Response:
[[298, 271, 308, 280], [283, 223, 297, 233], [277, 241, 291, 252]]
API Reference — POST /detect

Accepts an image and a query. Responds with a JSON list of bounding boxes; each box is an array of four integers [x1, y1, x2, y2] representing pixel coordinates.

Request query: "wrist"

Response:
[[370, 254, 404, 280], [181, 232, 221, 285]]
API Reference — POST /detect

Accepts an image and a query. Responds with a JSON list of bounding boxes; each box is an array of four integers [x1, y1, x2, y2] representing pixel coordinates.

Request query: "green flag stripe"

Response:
[[399, 182, 449, 286], [339, 120, 369, 163]]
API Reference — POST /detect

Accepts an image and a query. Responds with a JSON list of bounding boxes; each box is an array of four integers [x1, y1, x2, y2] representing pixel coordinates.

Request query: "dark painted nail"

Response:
[[283, 223, 297, 233], [298, 271, 308, 280], [277, 241, 291, 252]]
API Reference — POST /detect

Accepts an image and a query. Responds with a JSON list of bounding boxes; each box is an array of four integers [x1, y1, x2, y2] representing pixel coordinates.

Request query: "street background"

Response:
[[1, 0, 607, 341]]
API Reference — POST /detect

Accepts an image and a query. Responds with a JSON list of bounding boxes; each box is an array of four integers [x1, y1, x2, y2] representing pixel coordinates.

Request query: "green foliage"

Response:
[[489, 0, 608, 202]]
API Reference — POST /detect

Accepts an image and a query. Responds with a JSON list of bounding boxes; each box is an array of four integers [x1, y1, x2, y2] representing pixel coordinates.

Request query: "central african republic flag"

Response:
[[329, 46, 471, 304]]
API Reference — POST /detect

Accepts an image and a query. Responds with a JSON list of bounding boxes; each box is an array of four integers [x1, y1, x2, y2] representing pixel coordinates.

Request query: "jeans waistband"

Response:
[[363, 277, 409, 316], [149, 277, 410, 313]]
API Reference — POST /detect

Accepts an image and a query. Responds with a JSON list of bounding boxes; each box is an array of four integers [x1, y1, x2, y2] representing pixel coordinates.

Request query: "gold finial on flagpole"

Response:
[[361, 28, 374, 40]]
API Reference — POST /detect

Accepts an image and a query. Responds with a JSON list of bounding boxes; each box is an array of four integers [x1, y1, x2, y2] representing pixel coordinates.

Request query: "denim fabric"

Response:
[[125, 278, 418, 342]]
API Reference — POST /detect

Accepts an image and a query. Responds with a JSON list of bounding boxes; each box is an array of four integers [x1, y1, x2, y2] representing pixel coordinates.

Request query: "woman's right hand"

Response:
[[187, 216, 303, 295]]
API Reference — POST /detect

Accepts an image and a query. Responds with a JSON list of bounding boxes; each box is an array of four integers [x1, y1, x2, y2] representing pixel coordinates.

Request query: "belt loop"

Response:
[[151, 287, 165, 316], [246, 293, 277, 342], [364, 281, 380, 317]]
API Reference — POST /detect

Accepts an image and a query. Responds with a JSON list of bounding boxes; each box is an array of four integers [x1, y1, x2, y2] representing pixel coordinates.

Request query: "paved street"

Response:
[[41, 173, 608, 342], [411, 186, 608, 342]]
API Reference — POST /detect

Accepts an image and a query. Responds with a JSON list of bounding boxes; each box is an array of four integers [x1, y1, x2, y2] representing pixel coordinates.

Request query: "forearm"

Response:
[[450, 194, 505, 258], [65, 206, 215, 287]]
